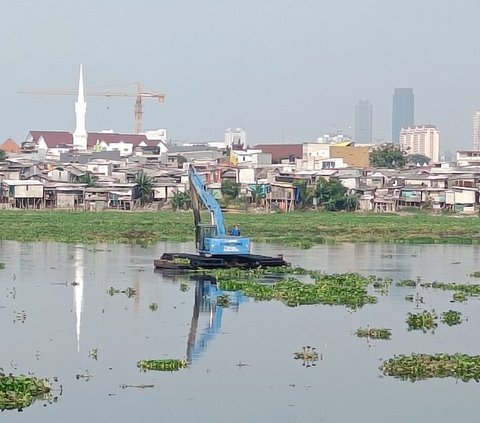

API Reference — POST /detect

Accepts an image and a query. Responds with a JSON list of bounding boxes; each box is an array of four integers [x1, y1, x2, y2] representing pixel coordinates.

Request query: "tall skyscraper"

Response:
[[392, 88, 414, 143], [354, 100, 372, 143], [473, 110, 480, 150]]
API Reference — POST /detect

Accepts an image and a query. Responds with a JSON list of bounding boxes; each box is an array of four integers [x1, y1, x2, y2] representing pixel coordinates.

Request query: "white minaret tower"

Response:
[[73, 64, 88, 150]]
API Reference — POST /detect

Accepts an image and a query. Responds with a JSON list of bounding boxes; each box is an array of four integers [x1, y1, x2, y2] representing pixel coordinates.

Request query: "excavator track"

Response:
[[155, 252, 288, 270]]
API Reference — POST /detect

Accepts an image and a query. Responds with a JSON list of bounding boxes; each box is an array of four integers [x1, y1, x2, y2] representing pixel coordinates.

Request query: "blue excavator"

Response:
[[155, 164, 287, 269]]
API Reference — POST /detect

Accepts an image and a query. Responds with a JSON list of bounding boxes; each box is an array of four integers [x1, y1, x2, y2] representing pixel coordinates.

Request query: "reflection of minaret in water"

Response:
[[74, 246, 84, 352]]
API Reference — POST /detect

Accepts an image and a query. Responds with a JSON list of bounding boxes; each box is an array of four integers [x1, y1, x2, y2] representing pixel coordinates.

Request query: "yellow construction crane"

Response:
[[18, 82, 165, 134]]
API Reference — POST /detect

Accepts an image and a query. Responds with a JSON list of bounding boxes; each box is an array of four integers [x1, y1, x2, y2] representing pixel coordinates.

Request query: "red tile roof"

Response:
[[253, 144, 303, 162], [27, 131, 149, 148], [0, 138, 21, 153]]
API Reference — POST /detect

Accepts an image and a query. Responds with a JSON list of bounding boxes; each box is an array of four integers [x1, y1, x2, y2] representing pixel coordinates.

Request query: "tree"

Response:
[[0, 149, 7, 161], [77, 172, 98, 187], [221, 179, 239, 201], [344, 193, 359, 212], [314, 177, 347, 211], [370, 144, 406, 168], [293, 179, 315, 210], [171, 191, 191, 211], [135, 171, 153, 205], [249, 184, 266, 206], [406, 154, 431, 166]]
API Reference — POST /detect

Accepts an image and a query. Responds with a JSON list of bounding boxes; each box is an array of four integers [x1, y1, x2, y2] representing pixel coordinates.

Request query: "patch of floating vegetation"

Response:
[[137, 359, 188, 372], [441, 310, 463, 326], [381, 353, 480, 382], [406, 310, 438, 333], [422, 281, 480, 296], [356, 327, 392, 340], [216, 294, 230, 307], [0, 262, 5, 270], [107, 286, 137, 298], [294, 346, 319, 367], [0, 373, 52, 411], [470, 271, 480, 278], [211, 267, 377, 309]]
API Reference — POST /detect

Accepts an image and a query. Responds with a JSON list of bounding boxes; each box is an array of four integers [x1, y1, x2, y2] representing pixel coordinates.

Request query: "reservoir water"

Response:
[[1, 240, 480, 422]]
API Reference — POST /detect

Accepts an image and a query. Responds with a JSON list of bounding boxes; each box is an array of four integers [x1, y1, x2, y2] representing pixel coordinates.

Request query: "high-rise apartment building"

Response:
[[473, 110, 480, 150], [392, 88, 414, 143], [399, 125, 440, 162], [354, 100, 372, 143]]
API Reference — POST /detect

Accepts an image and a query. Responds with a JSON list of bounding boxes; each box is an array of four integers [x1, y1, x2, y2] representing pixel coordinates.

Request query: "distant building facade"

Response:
[[473, 110, 480, 150], [392, 88, 414, 143], [354, 100, 372, 143], [225, 128, 246, 148], [399, 125, 439, 162]]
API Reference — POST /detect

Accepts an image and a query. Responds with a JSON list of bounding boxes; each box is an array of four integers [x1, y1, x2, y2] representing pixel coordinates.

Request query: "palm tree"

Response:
[[344, 193, 359, 212], [135, 171, 153, 206], [249, 185, 266, 206], [294, 179, 314, 210]]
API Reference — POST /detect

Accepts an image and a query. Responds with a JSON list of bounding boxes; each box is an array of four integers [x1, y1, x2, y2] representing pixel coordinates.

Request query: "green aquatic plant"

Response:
[[216, 294, 230, 307], [381, 353, 480, 382], [106, 286, 136, 298], [216, 272, 376, 309], [453, 292, 466, 302], [356, 327, 391, 340], [293, 346, 319, 367], [0, 373, 51, 411], [3, 210, 480, 246], [0, 262, 5, 270], [470, 271, 480, 278], [428, 281, 480, 296], [406, 310, 438, 333], [441, 310, 463, 326], [89, 348, 98, 360], [148, 302, 158, 311], [137, 359, 188, 372]]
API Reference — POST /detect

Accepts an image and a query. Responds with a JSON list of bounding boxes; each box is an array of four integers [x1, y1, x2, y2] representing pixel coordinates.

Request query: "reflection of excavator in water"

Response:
[[155, 164, 287, 269], [186, 275, 245, 363]]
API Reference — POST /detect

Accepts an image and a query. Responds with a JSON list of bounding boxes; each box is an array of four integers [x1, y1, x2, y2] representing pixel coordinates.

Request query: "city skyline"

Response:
[[1, 1, 480, 153], [355, 100, 373, 143], [392, 88, 414, 144]]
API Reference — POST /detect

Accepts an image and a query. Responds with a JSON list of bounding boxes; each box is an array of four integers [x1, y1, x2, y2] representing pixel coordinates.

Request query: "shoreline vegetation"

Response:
[[1, 210, 480, 246]]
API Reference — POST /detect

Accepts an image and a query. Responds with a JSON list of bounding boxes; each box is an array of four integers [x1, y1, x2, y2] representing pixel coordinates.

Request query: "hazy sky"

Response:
[[1, 0, 479, 152]]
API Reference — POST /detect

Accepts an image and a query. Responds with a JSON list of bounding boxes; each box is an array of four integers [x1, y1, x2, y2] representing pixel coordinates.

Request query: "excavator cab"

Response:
[[196, 223, 250, 256], [195, 224, 217, 252]]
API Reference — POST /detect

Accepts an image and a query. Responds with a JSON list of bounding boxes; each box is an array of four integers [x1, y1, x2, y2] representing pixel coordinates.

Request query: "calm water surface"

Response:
[[1, 240, 480, 422]]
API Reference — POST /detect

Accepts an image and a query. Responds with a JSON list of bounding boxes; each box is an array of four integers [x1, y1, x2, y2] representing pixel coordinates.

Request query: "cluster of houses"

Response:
[[1, 132, 480, 214]]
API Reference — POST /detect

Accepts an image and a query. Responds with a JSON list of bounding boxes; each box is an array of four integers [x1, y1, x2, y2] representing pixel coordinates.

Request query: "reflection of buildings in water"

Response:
[[74, 246, 84, 352]]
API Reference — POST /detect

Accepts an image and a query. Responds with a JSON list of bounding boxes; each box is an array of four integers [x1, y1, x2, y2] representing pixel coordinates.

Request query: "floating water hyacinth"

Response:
[[406, 310, 438, 333], [137, 359, 188, 372], [441, 310, 463, 326], [356, 327, 391, 340], [294, 346, 319, 367], [0, 373, 52, 411], [381, 353, 480, 382]]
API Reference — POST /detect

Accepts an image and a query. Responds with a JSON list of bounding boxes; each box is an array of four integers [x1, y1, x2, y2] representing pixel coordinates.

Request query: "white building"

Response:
[[225, 128, 246, 148], [399, 125, 440, 162], [473, 110, 480, 150]]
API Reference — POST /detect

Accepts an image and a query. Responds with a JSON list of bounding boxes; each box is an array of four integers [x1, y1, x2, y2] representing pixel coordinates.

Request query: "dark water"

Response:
[[1, 240, 480, 422]]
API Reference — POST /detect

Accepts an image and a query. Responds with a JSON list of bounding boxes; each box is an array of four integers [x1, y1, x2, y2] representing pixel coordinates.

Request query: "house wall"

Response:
[[330, 146, 370, 167], [14, 185, 43, 198], [455, 190, 475, 204], [238, 168, 255, 184], [57, 193, 76, 208]]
